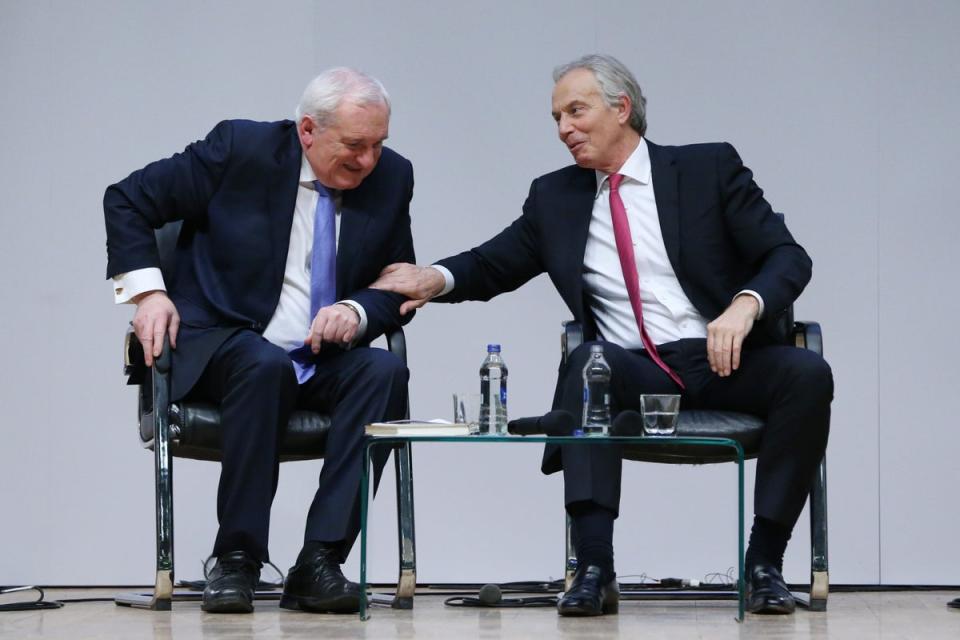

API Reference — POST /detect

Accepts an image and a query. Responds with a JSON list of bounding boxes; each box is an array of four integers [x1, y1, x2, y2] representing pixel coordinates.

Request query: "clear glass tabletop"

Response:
[[358, 433, 746, 621]]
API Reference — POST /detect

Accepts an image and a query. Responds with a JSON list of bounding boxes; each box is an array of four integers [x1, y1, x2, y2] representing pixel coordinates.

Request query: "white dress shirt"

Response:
[[436, 138, 762, 347], [584, 138, 709, 348], [111, 154, 368, 352]]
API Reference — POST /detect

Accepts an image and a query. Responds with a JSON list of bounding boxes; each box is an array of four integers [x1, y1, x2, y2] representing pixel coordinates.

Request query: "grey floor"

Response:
[[1, 589, 959, 639]]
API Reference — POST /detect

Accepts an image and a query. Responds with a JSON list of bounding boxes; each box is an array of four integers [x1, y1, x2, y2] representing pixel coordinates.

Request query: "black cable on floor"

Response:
[[0, 587, 64, 612]]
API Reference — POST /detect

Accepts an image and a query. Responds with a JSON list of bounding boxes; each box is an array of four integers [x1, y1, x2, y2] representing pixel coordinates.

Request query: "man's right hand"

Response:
[[370, 263, 446, 315], [131, 290, 180, 367]]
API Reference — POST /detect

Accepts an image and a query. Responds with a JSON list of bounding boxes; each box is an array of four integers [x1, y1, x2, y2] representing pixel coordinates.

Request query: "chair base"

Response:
[[807, 570, 829, 611]]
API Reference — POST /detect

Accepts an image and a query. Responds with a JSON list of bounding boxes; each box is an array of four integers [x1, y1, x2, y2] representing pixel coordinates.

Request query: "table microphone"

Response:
[[444, 583, 557, 608], [611, 410, 645, 436], [478, 583, 501, 605], [507, 410, 575, 436]]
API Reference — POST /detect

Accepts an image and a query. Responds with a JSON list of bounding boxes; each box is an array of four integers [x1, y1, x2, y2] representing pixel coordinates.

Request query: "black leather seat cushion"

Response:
[[139, 402, 331, 462], [622, 410, 764, 464]]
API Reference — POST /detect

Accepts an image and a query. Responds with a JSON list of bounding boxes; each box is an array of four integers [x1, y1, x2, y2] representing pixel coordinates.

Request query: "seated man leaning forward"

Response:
[[104, 67, 415, 614], [372, 54, 833, 617]]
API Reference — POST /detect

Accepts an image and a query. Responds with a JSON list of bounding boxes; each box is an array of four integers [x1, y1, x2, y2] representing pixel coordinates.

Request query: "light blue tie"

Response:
[[290, 181, 337, 383]]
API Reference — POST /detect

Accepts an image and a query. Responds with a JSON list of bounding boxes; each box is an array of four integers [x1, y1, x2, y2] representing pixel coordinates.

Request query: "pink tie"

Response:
[[607, 173, 685, 389]]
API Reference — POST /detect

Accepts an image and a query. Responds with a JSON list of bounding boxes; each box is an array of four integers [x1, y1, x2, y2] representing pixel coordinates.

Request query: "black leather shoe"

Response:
[[948, 597, 960, 609], [745, 562, 796, 614], [280, 547, 361, 613], [201, 551, 261, 613], [557, 565, 619, 616]]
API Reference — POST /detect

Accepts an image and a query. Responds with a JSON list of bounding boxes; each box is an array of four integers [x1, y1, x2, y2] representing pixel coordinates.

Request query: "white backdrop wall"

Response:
[[1, 0, 957, 586]]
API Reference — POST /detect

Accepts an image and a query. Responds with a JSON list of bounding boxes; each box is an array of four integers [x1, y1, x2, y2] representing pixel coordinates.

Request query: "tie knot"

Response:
[[313, 180, 332, 198], [608, 173, 624, 191]]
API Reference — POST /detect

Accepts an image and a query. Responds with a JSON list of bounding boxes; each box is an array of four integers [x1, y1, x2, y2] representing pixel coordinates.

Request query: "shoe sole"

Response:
[[745, 591, 796, 615], [557, 601, 619, 617], [747, 602, 796, 615], [279, 593, 360, 614], [201, 596, 254, 614]]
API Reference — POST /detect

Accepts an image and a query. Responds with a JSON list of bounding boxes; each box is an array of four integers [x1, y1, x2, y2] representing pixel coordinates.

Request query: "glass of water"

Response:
[[640, 394, 681, 436], [452, 392, 481, 435]]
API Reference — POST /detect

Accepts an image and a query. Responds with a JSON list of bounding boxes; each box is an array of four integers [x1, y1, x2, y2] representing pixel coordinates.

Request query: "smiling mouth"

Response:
[[568, 141, 585, 153]]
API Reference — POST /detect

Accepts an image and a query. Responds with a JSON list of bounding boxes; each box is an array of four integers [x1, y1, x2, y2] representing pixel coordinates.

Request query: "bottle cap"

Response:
[[487, 344, 501, 352]]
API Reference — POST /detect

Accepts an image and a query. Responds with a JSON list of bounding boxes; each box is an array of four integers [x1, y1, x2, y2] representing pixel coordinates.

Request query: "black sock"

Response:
[[568, 501, 616, 583], [745, 516, 792, 572]]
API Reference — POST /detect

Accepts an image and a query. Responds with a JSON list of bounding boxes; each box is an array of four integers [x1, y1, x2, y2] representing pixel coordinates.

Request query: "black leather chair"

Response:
[[560, 315, 829, 611], [114, 222, 416, 610]]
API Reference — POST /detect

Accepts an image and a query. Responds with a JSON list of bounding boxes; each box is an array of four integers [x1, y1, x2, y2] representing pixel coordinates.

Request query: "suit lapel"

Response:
[[648, 141, 682, 274], [561, 168, 598, 326], [336, 190, 372, 299], [268, 126, 302, 293]]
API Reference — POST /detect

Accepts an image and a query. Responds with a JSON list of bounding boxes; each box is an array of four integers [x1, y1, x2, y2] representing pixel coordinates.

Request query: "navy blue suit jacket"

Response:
[[434, 141, 811, 473], [105, 119, 415, 400]]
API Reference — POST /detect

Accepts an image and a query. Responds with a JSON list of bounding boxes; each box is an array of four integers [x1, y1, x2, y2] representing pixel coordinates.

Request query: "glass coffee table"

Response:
[[358, 433, 747, 620]]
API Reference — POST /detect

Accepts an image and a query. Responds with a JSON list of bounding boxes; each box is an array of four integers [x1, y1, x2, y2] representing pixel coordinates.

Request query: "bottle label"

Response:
[[500, 387, 507, 405]]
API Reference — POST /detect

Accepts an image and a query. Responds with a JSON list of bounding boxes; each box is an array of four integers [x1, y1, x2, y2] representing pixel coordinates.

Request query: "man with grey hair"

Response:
[[104, 67, 415, 614], [373, 54, 832, 616]]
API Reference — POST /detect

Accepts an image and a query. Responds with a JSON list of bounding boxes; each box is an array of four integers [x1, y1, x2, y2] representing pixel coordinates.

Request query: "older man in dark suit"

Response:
[[104, 68, 414, 614], [372, 54, 832, 617]]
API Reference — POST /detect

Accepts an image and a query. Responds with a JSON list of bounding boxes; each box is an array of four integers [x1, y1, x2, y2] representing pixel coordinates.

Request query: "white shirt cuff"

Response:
[[113, 268, 166, 304], [431, 265, 455, 296], [735, 290, 765, 319], [337, 299, 368, 341]]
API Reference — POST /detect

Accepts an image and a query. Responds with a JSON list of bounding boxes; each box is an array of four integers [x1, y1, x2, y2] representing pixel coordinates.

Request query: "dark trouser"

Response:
[[556, 338, 833, 531], [189, 330, 409, 562]]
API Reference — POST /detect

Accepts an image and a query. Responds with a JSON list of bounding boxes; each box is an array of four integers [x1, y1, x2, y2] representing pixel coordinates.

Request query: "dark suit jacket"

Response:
[[104, 119, 415, 400], [434, 140, 811, 472]]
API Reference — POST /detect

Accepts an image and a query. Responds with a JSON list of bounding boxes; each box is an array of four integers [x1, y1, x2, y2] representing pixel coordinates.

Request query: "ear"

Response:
[[616, 94, 632, 126], [297, 116, 316, 147]]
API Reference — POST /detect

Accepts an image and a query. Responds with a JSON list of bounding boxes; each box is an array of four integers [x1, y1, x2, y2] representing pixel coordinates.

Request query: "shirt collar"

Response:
[[594, 137, 651, 198], [299, 154, 318, 188]]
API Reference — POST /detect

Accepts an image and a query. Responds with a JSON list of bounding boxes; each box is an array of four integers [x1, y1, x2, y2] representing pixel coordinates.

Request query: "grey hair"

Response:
[[553, 54, 647, 136], [294, 67, 391, 129]]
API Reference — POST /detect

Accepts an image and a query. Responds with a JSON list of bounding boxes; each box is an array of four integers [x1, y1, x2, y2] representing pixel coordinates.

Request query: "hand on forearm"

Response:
[[706, 294, 758, 377], [132, 291, 180, 367], [370, 263, 446, 315]]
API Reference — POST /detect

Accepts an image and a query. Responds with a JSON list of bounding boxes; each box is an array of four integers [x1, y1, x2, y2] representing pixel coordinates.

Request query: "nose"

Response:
[[557, 114, 573, 141], [360, 147, 380, 170], [357, 147, 377, 170]]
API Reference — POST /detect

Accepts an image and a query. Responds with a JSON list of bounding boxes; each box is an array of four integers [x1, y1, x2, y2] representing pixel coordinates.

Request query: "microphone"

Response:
[[611, 409, 644, 436], [443, 583, 558, 608], [477, 583, 501, 606], [508, 410, 576, 436]]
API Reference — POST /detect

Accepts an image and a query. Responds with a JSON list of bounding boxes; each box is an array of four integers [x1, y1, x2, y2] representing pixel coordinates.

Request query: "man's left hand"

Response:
[[305, 304, 360, 353], [706, 295, 759, 377]]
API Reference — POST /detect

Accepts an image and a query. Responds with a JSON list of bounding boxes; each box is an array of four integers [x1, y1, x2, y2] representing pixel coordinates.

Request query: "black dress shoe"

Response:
[[745, 562, 796, 614], [557, 565, 619, 617], [280, 547, 361, 613], [948, 597, 960, 609], [201, 551, 261, 613]]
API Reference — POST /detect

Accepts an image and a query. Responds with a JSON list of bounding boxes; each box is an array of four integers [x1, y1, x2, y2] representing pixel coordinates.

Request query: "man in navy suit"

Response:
[[104, 68, 414, 614], [372, 54, 833, 616]]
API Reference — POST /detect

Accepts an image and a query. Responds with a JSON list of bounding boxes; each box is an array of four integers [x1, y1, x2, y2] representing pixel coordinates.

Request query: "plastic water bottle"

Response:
[[582, 344, 611, 436], [479, 344, 508, 435]]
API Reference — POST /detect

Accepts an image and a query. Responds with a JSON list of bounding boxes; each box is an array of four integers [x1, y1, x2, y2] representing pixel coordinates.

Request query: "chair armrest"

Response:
[[385, 327, 407, 366], [793, 321, 823, 356], [562, 321, 583, 363], [124, 326, 147, 384]]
